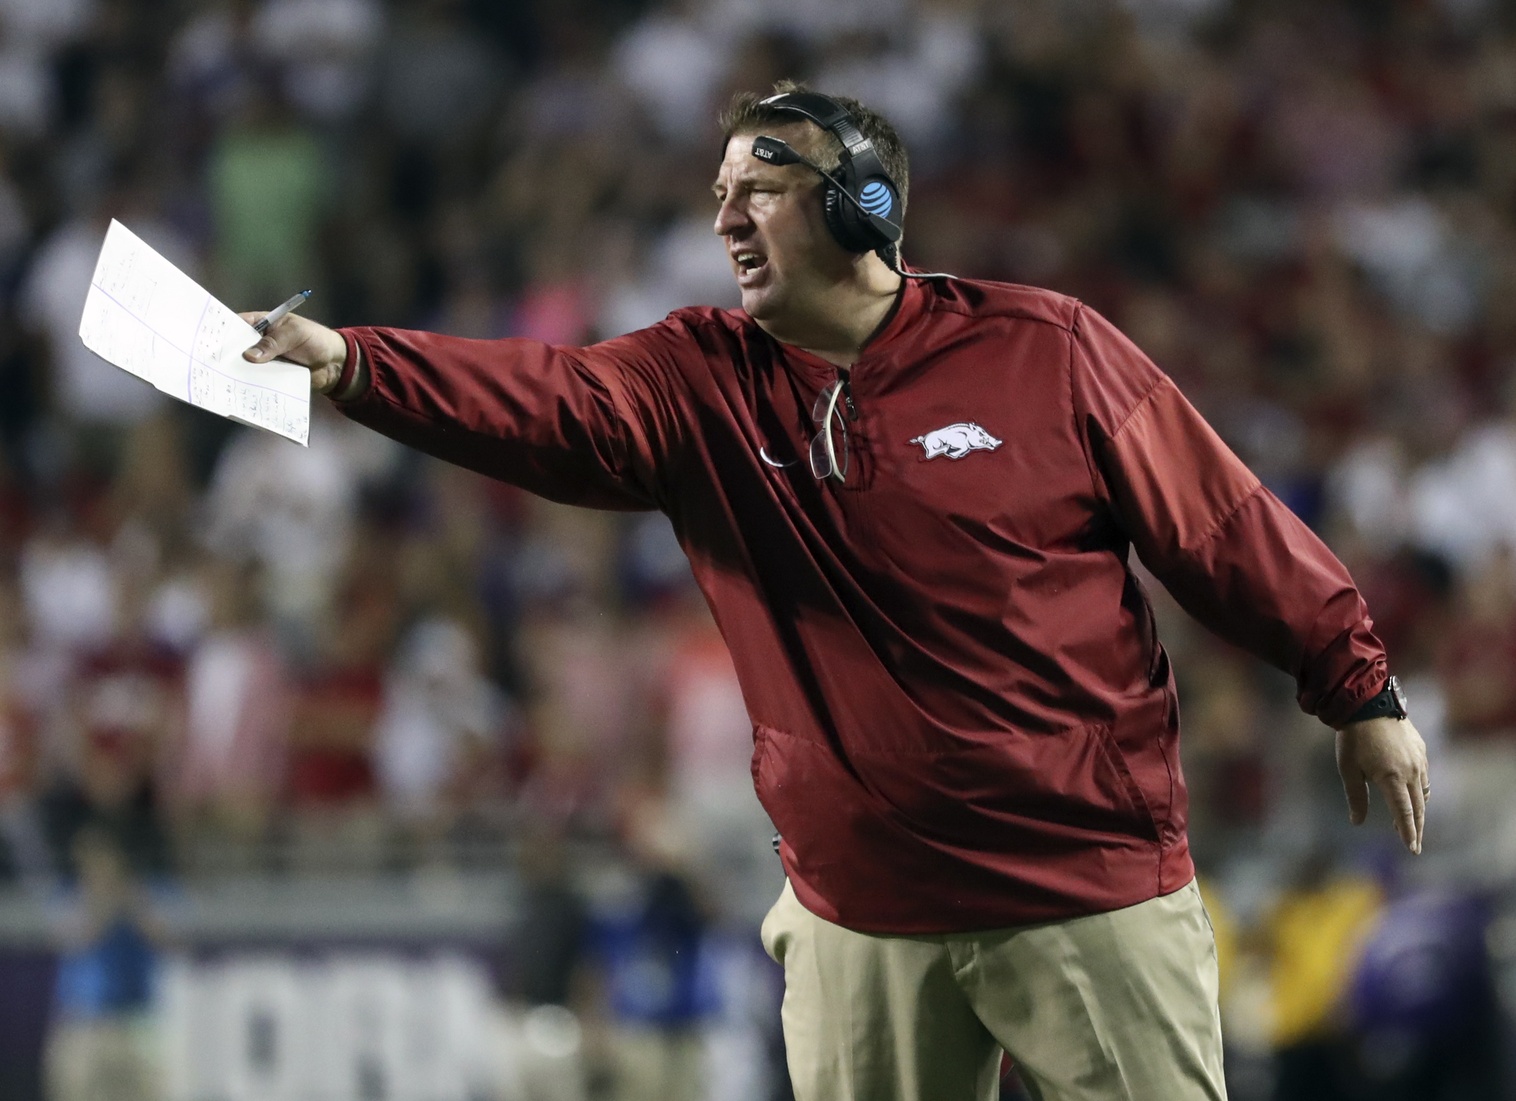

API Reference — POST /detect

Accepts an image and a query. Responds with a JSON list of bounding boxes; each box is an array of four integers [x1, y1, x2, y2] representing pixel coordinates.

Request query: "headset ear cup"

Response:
[[822, 185, 863, 252], [823, 177, 897, 253]]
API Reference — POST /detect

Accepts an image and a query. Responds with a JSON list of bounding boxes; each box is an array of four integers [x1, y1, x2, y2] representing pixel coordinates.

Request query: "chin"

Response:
[[740, 286, 782, 320]]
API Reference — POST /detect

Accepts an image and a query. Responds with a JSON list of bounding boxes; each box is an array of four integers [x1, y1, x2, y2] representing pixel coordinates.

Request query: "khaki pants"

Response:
[[608, 1024, 704, 1101], [761, 878, 1226, 1101], [44, 1017, 159, 1101]]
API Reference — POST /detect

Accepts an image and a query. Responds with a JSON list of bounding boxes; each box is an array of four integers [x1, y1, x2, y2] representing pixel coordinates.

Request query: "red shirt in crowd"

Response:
[[337, 275, 1386, 933]]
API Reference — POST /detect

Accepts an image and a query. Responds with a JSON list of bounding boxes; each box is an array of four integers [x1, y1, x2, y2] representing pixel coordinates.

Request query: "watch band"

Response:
[[1344, 675, 1408, 724]]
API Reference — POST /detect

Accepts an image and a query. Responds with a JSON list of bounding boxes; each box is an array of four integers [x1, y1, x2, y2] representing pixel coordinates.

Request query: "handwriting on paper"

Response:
[[79, 220, 311, 446]]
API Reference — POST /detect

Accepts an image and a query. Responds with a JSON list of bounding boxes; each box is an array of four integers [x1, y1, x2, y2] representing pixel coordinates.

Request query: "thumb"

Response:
[[243, 336, 277, 362]]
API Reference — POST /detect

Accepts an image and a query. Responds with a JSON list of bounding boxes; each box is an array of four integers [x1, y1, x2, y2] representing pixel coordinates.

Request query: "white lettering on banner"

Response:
[[158, 953, 498, 1101]]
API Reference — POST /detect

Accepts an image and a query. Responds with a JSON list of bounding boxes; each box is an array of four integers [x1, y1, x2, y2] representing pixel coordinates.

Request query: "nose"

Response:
[[714, 193, 748, 238]]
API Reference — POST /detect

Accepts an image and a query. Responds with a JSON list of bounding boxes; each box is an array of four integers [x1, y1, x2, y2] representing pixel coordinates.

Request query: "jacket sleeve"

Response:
[[1069, 303, 1387, 727], [333, 319, 693, 512]]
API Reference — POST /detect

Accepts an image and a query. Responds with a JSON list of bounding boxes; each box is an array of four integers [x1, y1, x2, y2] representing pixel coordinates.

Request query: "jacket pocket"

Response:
[[1089, 722, 1161, 842], [752, 719, 1161, 866]]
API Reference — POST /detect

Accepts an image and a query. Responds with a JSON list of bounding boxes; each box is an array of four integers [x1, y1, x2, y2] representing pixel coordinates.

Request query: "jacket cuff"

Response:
[[1314, 664, 1390, 729], [330, 330, 370, 402]]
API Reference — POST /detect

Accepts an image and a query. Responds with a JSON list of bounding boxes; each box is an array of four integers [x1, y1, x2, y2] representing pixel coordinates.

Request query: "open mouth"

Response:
[[734, 250, 768, 282]]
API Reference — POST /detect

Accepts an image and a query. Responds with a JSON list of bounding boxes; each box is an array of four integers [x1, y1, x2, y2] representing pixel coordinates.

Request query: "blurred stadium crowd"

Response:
[[2, 0, 1516, 1098]]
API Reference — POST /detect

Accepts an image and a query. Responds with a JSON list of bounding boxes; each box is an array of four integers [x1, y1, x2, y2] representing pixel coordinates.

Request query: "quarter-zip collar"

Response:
[[766, 275, 931, 391]]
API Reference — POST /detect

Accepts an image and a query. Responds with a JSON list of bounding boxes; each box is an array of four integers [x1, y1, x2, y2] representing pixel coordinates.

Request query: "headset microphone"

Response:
[[750, 135, 953, 280], [750, 135, 901, 237], [749, 135, 801, 167]]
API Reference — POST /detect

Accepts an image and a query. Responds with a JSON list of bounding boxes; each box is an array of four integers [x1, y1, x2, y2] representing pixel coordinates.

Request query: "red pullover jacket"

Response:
[[337, 276, 1387, 933]]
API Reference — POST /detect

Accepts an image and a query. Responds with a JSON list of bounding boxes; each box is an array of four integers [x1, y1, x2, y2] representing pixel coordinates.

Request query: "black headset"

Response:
[[750, 91, 905, 257], [750, 91, 952, 279]]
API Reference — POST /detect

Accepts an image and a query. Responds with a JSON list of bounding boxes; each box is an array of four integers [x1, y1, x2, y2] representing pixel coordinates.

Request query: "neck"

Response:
[[763, 255, 904, 368]]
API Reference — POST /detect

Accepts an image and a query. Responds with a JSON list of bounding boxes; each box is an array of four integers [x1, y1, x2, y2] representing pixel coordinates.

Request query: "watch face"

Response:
[[1387, 675, 1408, 714]]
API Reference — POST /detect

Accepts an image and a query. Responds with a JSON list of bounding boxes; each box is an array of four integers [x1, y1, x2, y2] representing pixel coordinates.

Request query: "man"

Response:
[[243, 84, 1429, 1100]]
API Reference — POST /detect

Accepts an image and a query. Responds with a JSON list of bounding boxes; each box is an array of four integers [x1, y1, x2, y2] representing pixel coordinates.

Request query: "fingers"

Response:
[[1344, 781, 1369, 826], [1338, 718, 1430, 854], [237, 310, 308, 363], [1403, 732, 1429, 855], [1408, 777, 1425, 854], [232, 313, 346, 382], [1415, 750, 1430, 854], [1339, 759, 1369, 826], [1374, 773, 1418, 854], [1336, 733, 1369, 825]]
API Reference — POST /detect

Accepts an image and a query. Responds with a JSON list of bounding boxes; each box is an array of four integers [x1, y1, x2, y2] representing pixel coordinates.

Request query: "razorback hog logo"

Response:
[[910, 422, 1003, 460]]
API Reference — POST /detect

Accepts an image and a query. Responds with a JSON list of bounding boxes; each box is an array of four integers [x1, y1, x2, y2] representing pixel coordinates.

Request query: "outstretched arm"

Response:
[[239, 308, 695, 512]]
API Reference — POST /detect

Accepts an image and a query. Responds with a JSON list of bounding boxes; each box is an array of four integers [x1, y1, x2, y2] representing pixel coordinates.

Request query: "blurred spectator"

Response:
[[42, 826, 162, 1101], [1428, 546, 1516, 884], [0, 0, 96, 56], [280, 540, 398, 869], [594, 186, 741, 337], [166, 0, 261, 124], [1265, 850, 1383, 1101], [1171, 649, 1269, 866], [0, 574, 47, 885], [611, 0, 732, 147], [377, 0, 507, 153], [1347, 889, 1502, 1100], [809, 0, 982, 155], [512, 501, 639, 832], [200, 403, 400, 648], [494, 828, 593, 1101], [1439, 544, 1516, 739], [1409, 416, 1516, 574], [16, 182, 184, 456], [632, 563, 779, 928], [107, 413, 194, 576], [36, 607, 178, 879], [253, 0, 383, 125], [0, 1, 70, 139], [164, 559, 288, 867], [206, 78, 329, 309], [18, 502, 116, 661], [511, 829, 590, 1010], [0, 147, 32, 279], [373, 615, 512, 852], [587, 798, 715, 1101]]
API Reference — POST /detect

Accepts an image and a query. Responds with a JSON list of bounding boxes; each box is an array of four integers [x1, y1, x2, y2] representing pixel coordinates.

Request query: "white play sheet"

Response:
[[78, 219, 311, 445]]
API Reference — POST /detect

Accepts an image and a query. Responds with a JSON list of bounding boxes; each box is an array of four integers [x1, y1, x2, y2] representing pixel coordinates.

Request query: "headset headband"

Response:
[[761, 92, 870, 156], [758, 91, 892, 199]]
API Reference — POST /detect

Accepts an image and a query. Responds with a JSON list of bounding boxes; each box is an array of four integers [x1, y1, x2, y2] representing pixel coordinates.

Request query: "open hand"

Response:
[[1336, 717, 1430, 854]]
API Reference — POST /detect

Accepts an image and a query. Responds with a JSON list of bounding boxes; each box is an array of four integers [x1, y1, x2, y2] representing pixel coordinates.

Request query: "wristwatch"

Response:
[[1344, 675, 1408, 724]]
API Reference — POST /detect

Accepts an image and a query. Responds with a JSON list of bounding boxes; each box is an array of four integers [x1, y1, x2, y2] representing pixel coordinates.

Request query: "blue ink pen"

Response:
[[253, 289, 312, 334]]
